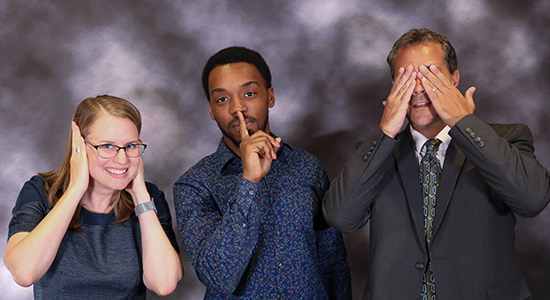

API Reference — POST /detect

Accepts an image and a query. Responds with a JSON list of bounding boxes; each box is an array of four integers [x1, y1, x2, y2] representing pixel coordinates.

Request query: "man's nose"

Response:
[[413, 77, 425, 95], [230, 96, 247, 114]]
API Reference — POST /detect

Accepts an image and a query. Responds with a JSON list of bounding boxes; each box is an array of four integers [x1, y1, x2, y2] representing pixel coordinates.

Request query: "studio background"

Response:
[[1, 1, 549, 299]]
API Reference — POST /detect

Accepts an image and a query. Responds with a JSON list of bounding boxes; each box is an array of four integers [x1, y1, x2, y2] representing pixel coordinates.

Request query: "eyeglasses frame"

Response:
[[85, 141, 147, 158]]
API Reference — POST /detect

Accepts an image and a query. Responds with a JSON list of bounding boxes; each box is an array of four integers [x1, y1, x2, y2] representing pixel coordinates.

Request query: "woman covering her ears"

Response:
[[4, 95, 183, 299]]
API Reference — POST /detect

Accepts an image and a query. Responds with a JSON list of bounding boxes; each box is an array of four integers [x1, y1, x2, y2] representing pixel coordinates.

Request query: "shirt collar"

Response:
[[410, 125, 452, 154], [80, 207, 117, 225]]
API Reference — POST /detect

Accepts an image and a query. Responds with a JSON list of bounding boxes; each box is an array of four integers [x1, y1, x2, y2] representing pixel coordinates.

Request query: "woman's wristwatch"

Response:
[[135, 199, 157, 216]]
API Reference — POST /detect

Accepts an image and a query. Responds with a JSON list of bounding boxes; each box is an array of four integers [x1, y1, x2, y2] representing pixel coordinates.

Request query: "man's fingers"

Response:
[[389, 66, 415, 105], [429, 64, 453, 88], [421, 76, 437, 97], [419, 64, 452, 91], [273, 137, 281, 147], [465, 86, 476, 100], [396, 71, 415, 105], [393, 66, 414, 94], [403, 71, 416, 93], [271, 137, 282, 159], [256, 136, 279, 160], [244, 134, 281, 160], [237, 111, 249, 140]]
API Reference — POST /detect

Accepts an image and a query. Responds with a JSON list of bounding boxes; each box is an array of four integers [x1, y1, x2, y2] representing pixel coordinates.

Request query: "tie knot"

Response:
[[424, 139, 441, 155]]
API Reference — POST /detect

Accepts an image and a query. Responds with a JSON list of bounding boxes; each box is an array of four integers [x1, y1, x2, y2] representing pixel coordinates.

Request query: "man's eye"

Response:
[[216, 97, 228, 103], [244, 92, 255, 97], [125, 144, 137, 150]]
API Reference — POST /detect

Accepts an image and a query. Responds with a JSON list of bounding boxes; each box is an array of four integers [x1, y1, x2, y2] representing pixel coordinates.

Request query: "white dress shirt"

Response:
[[410, 125, 452, 169]]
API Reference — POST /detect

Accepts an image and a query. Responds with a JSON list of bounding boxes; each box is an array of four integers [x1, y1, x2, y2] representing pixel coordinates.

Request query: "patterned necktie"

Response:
[[420, 139, 441, 300]]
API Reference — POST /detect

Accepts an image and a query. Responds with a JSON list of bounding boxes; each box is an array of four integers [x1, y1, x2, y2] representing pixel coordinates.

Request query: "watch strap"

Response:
[[135, 199, 157, 216]]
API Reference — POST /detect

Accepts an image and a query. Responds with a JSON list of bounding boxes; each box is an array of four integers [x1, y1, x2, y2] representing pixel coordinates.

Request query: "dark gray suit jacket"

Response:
[[323, 114, 550, 300]]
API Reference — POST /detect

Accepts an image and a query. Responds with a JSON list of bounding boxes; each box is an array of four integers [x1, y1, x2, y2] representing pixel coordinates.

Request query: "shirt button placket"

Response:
[[272, 193, 284, 295], [243, 189, 254, 228], [277, 262, 284, 295]]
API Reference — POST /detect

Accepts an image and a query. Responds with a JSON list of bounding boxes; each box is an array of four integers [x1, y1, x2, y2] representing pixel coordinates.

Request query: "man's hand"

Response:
[[419, 64, 476, 127], [380, 66, 417, 138], [238, 111, 281, 182]]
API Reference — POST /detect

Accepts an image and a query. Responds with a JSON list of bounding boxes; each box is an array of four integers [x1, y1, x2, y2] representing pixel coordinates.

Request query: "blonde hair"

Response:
[[39, 95, 142, 231]]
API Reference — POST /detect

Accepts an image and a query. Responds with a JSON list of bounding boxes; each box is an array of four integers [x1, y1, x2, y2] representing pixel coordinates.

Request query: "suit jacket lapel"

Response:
[[433, 140, 466, 239], [394, 130, 426, 249]]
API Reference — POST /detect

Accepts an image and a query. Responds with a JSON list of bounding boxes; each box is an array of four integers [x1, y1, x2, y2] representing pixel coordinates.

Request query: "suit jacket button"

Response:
[[469, 132, 476, 138], [474, 136, 481, 142], [415, 262, 425, 270], [465, 127, 472, 133], [478, 141, 485, 147]]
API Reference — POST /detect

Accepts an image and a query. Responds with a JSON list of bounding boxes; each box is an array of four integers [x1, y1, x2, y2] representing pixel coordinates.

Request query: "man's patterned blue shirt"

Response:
[[174, 137, 351, 299]]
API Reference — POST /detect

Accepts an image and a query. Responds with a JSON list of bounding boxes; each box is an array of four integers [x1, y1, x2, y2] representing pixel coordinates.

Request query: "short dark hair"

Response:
[[201, 46, 272, 101], [386, 28, 458, 79]]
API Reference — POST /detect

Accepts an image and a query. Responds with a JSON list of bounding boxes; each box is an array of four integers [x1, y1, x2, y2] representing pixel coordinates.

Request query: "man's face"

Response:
[[208, 62, 275, 149], [393, 41, 459, 134]]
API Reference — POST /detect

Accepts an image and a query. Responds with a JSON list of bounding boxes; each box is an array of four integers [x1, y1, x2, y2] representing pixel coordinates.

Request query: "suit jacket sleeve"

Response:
[[323, 127, 399, 233], [314, 169, 352, 299], [450, 114, 550, 217]]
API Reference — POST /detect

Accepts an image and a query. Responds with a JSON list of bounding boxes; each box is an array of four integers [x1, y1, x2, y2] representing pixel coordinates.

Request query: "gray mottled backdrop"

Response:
[[1, 1, 549, 299]]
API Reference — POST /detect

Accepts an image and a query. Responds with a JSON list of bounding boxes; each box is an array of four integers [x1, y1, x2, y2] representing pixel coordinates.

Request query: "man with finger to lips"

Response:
[[323, 28, 550, 300], [174, 46, 351, 299]]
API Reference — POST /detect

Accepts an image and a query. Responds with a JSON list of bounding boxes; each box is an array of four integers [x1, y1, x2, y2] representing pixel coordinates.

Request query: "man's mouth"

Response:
[[411, 100, 431, 108], [233, 120, 252, 129], [230, 116, 255, 129]]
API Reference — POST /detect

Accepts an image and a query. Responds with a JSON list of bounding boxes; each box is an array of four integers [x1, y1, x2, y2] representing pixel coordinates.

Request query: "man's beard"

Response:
[[216, 112, 269, 149]]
